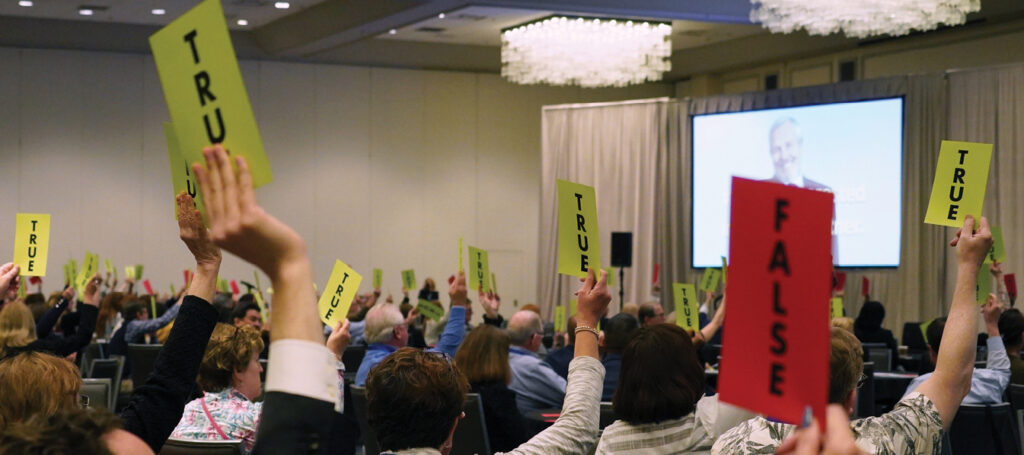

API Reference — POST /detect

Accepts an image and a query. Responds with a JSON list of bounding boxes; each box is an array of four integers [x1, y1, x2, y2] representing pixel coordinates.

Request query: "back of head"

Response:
[[520, 304, 541, 316], [829, 327, 864, 405], [0, 301, 37, 355], [926, 317, 947, 352], [231, 302, 261, 323], [198, 323, 265, 393], [831, 317, 854, 333], [614, 324, 704, 424], [507, 310, 542, 347], [367, 348, 469, 452], [854, 300, 885, 332], [454, 325, 511, 384], [637, 302, 658, 325], [999, 309, 1024, 349], [365, 303, 404, 344], [0, 408, 123, 455], [603, 313, 639, 353], [621, 302, 639, 318], [0, 351, 82, 430], [121, 299, 146, 322]]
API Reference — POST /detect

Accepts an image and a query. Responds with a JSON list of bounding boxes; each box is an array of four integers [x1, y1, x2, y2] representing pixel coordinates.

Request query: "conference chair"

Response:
[[599, 402, 617, 430], [901, 322, 928, 350], [81, 378, 111, 410], [1007, 384, 1024, 451], [159, 438, 242, 455], [87, 357, 124, 409], [80, 342, 106, 376], [855, 362, 876, 418], [451, 393, 492, 455], [862, 343, 891, 372], [127, 343, 162, 386], [349, 386, 380, 455], [947, 403, 1019, 455], [341, 345, 367, 382]]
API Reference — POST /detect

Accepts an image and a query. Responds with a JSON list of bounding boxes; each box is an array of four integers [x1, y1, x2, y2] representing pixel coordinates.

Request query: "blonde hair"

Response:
[[0, 301, 37, 357], [831, 317, 855, 333], [0, 351, 82, 430], [197, 323, 265, 393], [621, 302, 639, 318], [829, 327, 864, 404]]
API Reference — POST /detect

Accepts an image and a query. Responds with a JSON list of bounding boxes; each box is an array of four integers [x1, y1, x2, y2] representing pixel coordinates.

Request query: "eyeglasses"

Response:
[[856, 373, 868, 389]]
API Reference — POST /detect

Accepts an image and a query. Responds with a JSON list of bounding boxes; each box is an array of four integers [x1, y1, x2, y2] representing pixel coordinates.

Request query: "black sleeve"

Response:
[[35, 297, 69, 339], [483, 313, 505, 328], [119, 295, 218, 453], [253, 392, 336, 455], [27, 304, 98, 358]]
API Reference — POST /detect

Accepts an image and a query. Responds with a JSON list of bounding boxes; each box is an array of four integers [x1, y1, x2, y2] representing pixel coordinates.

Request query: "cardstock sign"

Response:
[[718, 177, 834, 427], [104, 259, 113, 275], [861, 277, 870, 297], [417, 299, 445, 321], [401, 269, 416, 291], [150, 296, 158, 320], [830, 298, 844, 319], [557, 179, 600, 278], [603, 267, 616, 287], [700, 268, 722, 293], [924, 141, 993, 227], [984, 226, 1005, 264], [976, 265, 991, 305], [76, 252, 99, 295], [164, 122, 207, 220], [569, 298, 577, 317], [318, 260, 363, 326], [673, 283, 699, 330], [491, 273, 498, 294], [833, 272, 846, 291], [13, 214, 50, 277], [919, 319, 933, 345], [721, 256, 728, 285], [253, 291, 268, 322], [469, 246, 491, 292], [373, 268, 382, 289], [554, 306, 566, 332], [1006, 274, 1018, 300], [149, 0, 273, 188], [143, 279, 154, 296], [458, 237, 464, 273]]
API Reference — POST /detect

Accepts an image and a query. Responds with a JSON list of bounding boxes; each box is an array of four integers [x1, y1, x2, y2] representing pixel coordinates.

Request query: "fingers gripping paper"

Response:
[[13, 214, 50, 277], [984, 226, 1005, 264], [164, 122, 207, 219], [557, 180, 600, 278], [149, 0, 272, 188], [318, 260, 362, 326], [718, 177, 834, 427], [924, 141, 993, 227]]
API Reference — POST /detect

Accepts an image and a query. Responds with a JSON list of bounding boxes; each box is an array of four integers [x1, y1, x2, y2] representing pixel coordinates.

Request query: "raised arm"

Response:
[[35, 286, 75, 339], [701, 295, 726, 342], [914, 215, 992, 430], [431, 272, 468, 356]]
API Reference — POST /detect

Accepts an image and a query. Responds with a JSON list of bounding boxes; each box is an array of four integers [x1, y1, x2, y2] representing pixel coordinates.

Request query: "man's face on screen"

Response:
[[769, 121, 803, 183]]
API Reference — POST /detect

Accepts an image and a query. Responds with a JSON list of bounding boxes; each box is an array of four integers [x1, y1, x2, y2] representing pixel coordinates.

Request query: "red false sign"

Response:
[[861, 277, 870, 297], [230, 280, 240, 295], [28, 276, 42, 286], [718, 177, 833, 426], [652, 263, 660, 285], [834, 272, 846, 291], [183, 270, 191, 286], [1006, 274, 1017, 299], [143, 279, 154, 295]]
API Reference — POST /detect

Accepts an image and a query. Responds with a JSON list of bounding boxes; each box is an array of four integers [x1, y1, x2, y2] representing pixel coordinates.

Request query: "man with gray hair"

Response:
[[508, 310, 567, 415]]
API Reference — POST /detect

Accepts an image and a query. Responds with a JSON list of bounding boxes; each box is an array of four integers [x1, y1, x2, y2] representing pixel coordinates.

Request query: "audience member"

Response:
[[232, 302, 263, 330], [508, 309, 566, 414], [0, 276, 99, 359], [637, 302, 665, 327], [544, 315, 577, 379], [480, 290, 506, 328], [96, 291, 127, 340], [998, 308, 1024, 384], [600, 313, 639, 401], [853, 300, 898, 365], [620, 302, 638, 319], [831, 316, 854, 333], [33, 286, 75, 341]]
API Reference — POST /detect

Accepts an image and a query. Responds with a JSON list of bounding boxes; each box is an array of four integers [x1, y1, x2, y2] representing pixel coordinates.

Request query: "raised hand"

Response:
[[776, 405, 866, 455], [82, 274, 104, 307], [575, 268, 611, 327], [176, 192, 221, 267], [949, 215, 993, 269], [326, 320, 352, 361], [479, 290, 500, 318], [61, 285, 76, 302], [448, 271, 468, 307], [0, 263, 20, 298]]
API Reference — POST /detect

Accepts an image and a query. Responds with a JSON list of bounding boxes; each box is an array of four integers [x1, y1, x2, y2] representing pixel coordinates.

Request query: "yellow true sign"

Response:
[[164, 122, 206, 220], [401, 269, 416, 291], [830, 297, 844, 319], [318, 260, 362, 326], [700, 268, 722, 293], [76, 251, 99, 294], [673, 283, 699, 330], [557, 179, 600, 278], [469, 246, 491, 292], [554, 306, 567, 332], [984, 226, 1006, 264], [12, 213, 50, 277], [373, 268, 382, 289], [924, 141, 993, 227], [149, 0, 273, 188]]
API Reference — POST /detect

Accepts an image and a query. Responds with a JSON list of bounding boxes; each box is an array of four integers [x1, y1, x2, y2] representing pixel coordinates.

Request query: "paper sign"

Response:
[[673, 283, 699, 330], [125, 266, 134, 280], [557, 179, 600, 278], [603, 267, 616, 287], [17, 279, 26, 299], [252, 270, 262, 293], [76, 252, 99, 295], [144, 279, 155, 295], [984, 226, 1005, 264], [401, 269, 416, 291], [1006, 274, 1018, 299], [317, 260, 363, 326], [371, 268, 382, 289], [919, 319, 933, 345], [718, 177, 834, 427], [164, 122, 207, 220], [28, 276, 40, 286], [217, 278, 229, 293], [253, 291, 268, 322], [830, 298, 844, 319], [721, 256, 728, 285], [184, 270, 192, 286], [104, 259, 113, 275], [149, 0, 272, 188], [569, 298, 577, 317], [834, 272, 846, 291], [861, 277, 869, 297], [458, 237, 464, 273], [491, 273, 498, 294], [230, 280, 240, 295], [924, 141, 993, 227], [469, 246, 491, 292], [417, 298, 444, 321], [63, 264, 71, 285], [150, 296, 158, 320], [652, 263, 660, 285], [554, 306, 566, 332], [12, 213, 51, 277], [700, 268, 722, 293], [135, 265, 144, 280], [170, 284, 176, 295], [976, 265, 991, 305]]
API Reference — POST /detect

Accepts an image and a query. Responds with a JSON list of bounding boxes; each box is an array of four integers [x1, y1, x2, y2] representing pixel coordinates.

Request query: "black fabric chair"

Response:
[[599, 402, 617, 429], [127, 343, 162, 386], [159, 438, 242, 455], [81, 378, 111, 410], [947, 403, 1019, 455], [80, 342, 106, 376], [451, 393, 491, 455], [901, 322, 928, 349], [349, 385, 380, 455], [855, 362, 876, 418], [862, 343, 892, 372], [88, 357, 124, 409], [342, 345, 367, 382]]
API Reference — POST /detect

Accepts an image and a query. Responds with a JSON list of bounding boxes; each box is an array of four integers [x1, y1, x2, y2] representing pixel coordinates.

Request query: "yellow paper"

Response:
[[984, 226, 1005, 264], [253, 290, 268, 322], [17, 278, 26, 299], [417, 299, 445, 321], [12, 214, 50, 277], [401, 269, 416, 291], [554, 306, 566, 332], [150, 296, 158, 320], [977, 264, 991, 305], [164, 122, 207, 220], [135, 265, 144, 280], [170, 284, 176, 295], [104, 259, 113, 275], [76, 251, 99, 295], [149, 0, 272, 188], [373, 268, 382, 289], [721, 256, 728, 284], [491, 272, 498, 294], [252, 270, 262, 293], [557, 179, 600, 278], [700, 268, 722, 293], [569, 298, 577, 317], [830, 297, 844, 319], [318, 260, 363, 326], [924, 140, 993, 227], [673, 283, 699, 330], [63, 264, 71, 285], [125, 266, 134, 280], [458, 237, 464, 273], [603, 267, 616, 287], [468, 246, 491, 292]]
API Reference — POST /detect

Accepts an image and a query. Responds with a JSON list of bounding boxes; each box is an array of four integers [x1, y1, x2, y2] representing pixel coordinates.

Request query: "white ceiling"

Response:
[[0, 0, 326, 29]]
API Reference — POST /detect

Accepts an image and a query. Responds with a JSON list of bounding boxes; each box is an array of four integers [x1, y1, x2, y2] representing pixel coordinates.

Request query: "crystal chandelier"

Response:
[[501, 16, 672, 88], [750, 0, 981, 39]]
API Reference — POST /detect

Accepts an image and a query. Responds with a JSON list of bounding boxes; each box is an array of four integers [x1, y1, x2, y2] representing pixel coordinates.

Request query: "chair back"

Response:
[[81, 378, 111, 410], [89, 356, 124, 408], [342, 345, 367, 374], [127, 343, 163, 386], [80, 342, 106, 376], [158, 438, 242, 455], [861, 343, 891, 372], [452, 393, 491, 455], [599, 402, 617, 429], [948, 403, 1020, 455], [855, 362, 876, 418], [349, 385, 379, 455], [901, 322, 928, 349]]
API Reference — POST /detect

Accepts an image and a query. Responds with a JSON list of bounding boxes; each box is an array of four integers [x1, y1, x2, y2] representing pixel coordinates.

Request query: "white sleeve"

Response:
[[265, 339, 339, 407]]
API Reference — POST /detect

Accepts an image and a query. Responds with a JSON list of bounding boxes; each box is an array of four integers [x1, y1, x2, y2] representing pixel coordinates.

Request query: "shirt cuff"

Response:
[[266, 339, 339, 405]]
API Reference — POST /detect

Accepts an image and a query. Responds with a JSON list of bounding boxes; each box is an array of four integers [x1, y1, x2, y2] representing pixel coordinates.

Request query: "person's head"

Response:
[[602, 313, 639, 354], [0, 351, 81, 430], [454, 325, 510, 385], [637, 302, 665, 327], [399, 302, 413, 319], [96, 292, 127, 338], [365, 303, 407, 347], [366, 348, 469, 454], [197, 323, 265, 400], [925, 317, 947, 365], [0, 408, 154, 455], [831, 316, 855, 333], [621, 302, 639, 318], [614, 324, 704, 424], [999, 309, 1024, 351], [854, 300, 886, 332], [507, 310, 543, 352], [212, 292, 234, 311], [422, 278, 436, 292], [829, 327, 864, 415], [122, 299, 148, 322], [0, 301, 37, 356], [231, 302, 262, 331], [768, 117, 803, 183], [520, 304, 541, 316]]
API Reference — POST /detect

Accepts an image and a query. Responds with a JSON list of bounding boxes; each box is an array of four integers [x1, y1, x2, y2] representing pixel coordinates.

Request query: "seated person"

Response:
[[122, 295, 181, 344], [853, 300, 898, 366], [998, 308, 1024, 384], [713, 217, 993, 454], [0, 278, 98, 360], [507, 310, 566, 415], [544, 316, 577, 379], [620, 303, 639, 319], [903, 296, 1009, 404], [596, 324, 753, 453], [232, 301, 269, 359], [453, 324, 529, 452], [637, 302, 665, 328], [600, 313, 639, 401]]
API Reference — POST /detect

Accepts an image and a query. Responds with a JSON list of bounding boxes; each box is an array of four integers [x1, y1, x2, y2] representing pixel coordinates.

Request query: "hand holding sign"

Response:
[[81, 274, 103, 308], [949, 215, 993, 269], [673, 283, 699, 330], [574, 268, 611, 327], [449, 271, 468, 308], [0, 263, 19, 298], [326, 320, 352, 361], [13, 213, 50, 277], [776, 405, 867, 455]]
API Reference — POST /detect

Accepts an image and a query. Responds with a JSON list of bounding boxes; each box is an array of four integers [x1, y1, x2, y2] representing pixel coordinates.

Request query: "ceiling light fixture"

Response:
[[274, 1, 290, 9], [750, 0, 981, 38], [152, 8, 165, 15], [237, 19, 248, 26], [388, 28, 397, 35], [78, 7, 94, 16], [18, 0, 32, 7], [501, 16, 671, 88], [438, 13, 446, 19]]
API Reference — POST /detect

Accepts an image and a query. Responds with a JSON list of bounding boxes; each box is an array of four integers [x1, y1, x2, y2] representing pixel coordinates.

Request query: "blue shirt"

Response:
[[125, 302, 181, 344], [324, 319, 366, 345], [600, 352, 622, 401], [354, 306, 466, 386], [509, 346, 566, 415], [543, 345, 574, 380], [904, 336, 1011, 404]]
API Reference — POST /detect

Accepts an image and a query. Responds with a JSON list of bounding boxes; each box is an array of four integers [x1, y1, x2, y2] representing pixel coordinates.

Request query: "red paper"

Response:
[[230, 280, 240, 295], [834, 272, 846, 291], [28, 276, 41, 285], [1006, 274, 1017, 299], [184, 270, 191, 286], [143, 279, 154, 295], [652, 263, 660, 285], [861, 277, 869, 297], [718, 177, 833, 427]]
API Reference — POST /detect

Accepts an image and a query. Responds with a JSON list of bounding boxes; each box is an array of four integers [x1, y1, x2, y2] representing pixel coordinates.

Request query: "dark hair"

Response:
[[121, 299, 147, 322], [999, 309, 1024, 349], [366, 348, 469, 451], [854, 300, 885, 333], [613, 324, 704, 424], [603, 314, 639, 353], [926, 317, 947, 351], [454, 325, 510, 384], [238, 293, 255, 306], [231, 302, 262, 323], [566, 316, 578, 345], [0, 408, 122, 454], [637, 303, 658, 325]]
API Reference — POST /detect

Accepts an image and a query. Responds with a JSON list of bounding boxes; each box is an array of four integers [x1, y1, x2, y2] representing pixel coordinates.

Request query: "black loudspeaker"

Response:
[[610, 232, 633, 267]]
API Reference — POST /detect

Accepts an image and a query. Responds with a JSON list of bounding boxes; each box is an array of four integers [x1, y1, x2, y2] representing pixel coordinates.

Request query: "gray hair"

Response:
[[364, 303, 404, 344], [507, 311, 542, 346]]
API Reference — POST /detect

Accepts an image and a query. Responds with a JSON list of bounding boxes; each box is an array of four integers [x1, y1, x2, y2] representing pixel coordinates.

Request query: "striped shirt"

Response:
[[595, 395, 754, 455]]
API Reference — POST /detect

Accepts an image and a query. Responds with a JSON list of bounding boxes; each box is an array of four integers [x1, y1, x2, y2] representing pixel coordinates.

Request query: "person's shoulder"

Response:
[[804, 178, 832, 192], [710, 416, 782, 455], [853, 392, 942, 441]]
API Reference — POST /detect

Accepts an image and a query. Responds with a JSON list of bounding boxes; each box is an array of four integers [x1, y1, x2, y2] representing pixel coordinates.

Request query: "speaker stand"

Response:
[[618, 267, 626, 312]]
